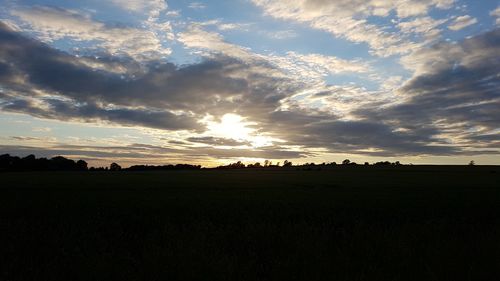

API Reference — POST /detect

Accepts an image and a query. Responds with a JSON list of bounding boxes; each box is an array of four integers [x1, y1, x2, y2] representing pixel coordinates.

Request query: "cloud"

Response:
[[195, 19, 252, 31], [110, 0, 167, 15], [263, 29, 297, 39], [188, 2, 206, 9], [10, 6, 170, 60], [397, 16, 448, 41], [448, 15, 477, 31], [257, 110, 456, 156], [251, 0, 455, 56], [178, 25, 371, 84], [1, 20, 498, 159], [285, 52, 371, 74], [358, 28, 500, 153], [186, 136, 251, 146], [1, 98, 201, 131], [490, 6, 500, 26], [253, 0, 454, 19], [178, 25, 254, 60], [0, 22, 261, 113], [0, 21, 293, 132]]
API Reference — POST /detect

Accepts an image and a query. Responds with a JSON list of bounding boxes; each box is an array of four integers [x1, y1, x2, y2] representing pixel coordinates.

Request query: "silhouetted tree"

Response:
[[469, 160, 475, 166], [283, 160, 292, 167], [110, 162, 122, 171], [228, 161, 245, 169], [51, 156, 77, 170], [21, 154, 36, 170], [76, 160, 88, 171], [374, 161, 392, 166], [342, 159, 351, 165], [127, 164, 201, 171]]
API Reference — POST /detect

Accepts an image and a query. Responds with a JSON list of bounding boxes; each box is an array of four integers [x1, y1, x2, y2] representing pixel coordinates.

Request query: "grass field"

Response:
[[1, 166, 500, 280]]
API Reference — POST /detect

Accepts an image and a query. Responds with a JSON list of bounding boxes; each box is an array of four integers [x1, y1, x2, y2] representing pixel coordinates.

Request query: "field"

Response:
[[1, 166, 500, 280]]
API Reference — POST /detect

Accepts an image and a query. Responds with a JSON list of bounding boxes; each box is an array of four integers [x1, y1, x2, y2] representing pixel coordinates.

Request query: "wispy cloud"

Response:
[[10, 6, 171, 60], [490, 6, 500, 26], [251, 0, 456, 57], [448, 15, 477, 31], [188, 2, 206, 9]]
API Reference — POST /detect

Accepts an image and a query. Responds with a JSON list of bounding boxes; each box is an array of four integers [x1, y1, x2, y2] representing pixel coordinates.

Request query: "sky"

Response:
[[0, 0, 499, 167]]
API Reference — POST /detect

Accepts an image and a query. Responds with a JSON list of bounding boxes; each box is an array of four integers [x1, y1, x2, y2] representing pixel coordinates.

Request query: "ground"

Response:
[[1, 166, 499, 280]]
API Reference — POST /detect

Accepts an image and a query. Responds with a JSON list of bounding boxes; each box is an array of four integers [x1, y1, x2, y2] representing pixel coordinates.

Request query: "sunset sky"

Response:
[[0, 0, 499, 167]]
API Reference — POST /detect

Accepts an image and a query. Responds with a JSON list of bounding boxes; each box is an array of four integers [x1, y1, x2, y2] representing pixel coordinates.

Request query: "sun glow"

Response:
[[202, 113, 277, 148]]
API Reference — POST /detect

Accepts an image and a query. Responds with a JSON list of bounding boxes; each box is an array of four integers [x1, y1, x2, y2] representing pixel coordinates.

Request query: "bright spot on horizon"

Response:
[[203, 113, 276, 148]]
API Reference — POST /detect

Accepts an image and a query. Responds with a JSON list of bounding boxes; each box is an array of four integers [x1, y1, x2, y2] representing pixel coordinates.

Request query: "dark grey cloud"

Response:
[[186, 137, 252, 146], [356, 28, 500, 153], [1, 97, 201, 131], [262, 110, 457, 156], [10, 136, 42, 141], [0, 21, 286, 114], [0, 20, 293, 131]]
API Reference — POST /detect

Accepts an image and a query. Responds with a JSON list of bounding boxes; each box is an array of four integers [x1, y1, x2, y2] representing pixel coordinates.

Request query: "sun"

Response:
[[202, 113, 277, 148], [207, 114, 254, 140]]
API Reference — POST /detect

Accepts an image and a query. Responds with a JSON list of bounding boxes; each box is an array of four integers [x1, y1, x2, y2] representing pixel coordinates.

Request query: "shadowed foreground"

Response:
[[1, 166, 499, 280]]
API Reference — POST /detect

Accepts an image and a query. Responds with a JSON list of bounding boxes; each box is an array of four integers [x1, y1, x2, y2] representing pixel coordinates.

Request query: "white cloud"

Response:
[[218, 23, 248, 31], [311, 16, 418, 57], [490, 6, 500, 26], [398, 16, 448, 35], [177, 25, 372, 84], [380, 76, 404, 91], [175, 25, 380, 120], [253, 0, 455, 19], [285, 52, 370, 75], [110, 0, 167, 20], [10, 6, 171, 60], [165, 10, 180, 17], [32, 127, 52, 132], [251, 0, 455, 57], [177, 25, 254, 60], [448, 15, 477, 31], [188, 2, 206, 9], [195, 19, 252, 31], [107, 0, 174, 49], [263, 29, 297, 39]]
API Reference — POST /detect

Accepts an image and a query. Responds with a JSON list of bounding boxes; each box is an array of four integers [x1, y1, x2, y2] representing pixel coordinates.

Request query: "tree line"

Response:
[[0, 154, 201, 172], [1, 153, 433, 172], [0, 154, 89, 171], [215, 159, 405, 169]]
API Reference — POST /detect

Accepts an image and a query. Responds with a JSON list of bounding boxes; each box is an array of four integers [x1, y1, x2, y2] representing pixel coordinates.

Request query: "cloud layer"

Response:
[[0, 0, 499, 165]]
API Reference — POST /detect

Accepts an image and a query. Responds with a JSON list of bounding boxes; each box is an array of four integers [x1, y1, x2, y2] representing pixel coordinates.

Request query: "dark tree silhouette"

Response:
[[76, 160, 88, 170], [217, 161, 246, 169], [110, 162, 122, 171], [127, 164, 201, 171], [247, 162, 262, 168], [0, 154, 88, 171]]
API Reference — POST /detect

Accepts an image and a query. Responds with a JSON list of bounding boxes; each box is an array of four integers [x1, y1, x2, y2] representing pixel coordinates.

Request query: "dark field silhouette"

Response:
[[1, 164, 499, 280]]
